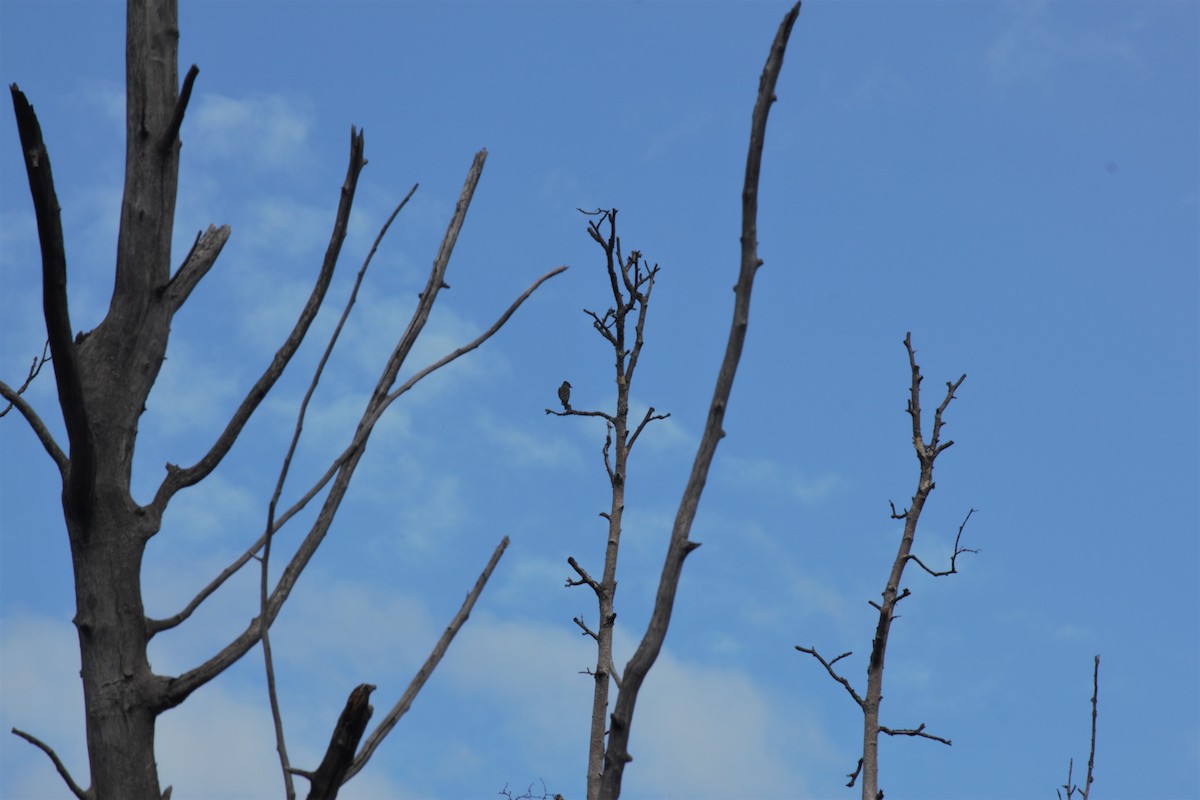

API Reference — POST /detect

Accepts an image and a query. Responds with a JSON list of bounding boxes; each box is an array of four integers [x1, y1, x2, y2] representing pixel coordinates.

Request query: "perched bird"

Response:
[[558, 380, 572, 411]]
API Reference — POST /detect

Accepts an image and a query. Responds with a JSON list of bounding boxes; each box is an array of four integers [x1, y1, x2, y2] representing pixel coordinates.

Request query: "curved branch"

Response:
[[0, 378, 67, 475], [10, 84, 93, 525], [599, 5, 801, 796], [11, 728, 91, 800]]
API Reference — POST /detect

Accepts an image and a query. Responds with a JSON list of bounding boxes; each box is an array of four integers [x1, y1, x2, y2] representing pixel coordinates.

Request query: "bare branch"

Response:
[[599, 6, 800, 796], [846, 757, 863, 788], [148, 259, 563, 638], [906, 507, 980, 577], [626, 406, 670, 452], [151, 127, 367, 514], [345, 537, 509, 784], [259, 182, 421, 798], [574, 615, 599, 641], [305, 683, 375, 800], [795, 646, 865, 708], [0, 376, 67, 474], [1086, 655, 1099, 800], [11, 728, 91, 800], [880, 722, 951, 746], [10, 84, 94, 528], [567, 556, 603, 595], [0, 340, 50, 417], [160, 64, 198, 153], [1061, 656, 1101, 799], [164, 224, 231, 312]]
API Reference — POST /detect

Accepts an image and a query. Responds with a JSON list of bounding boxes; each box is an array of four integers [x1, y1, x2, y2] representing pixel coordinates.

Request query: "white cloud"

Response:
[[986, 1, 1139, 86], [0, 614, 87, 799], [189, 93, 314, 169], [443, 613, 826, 799], [631, 646, 815, 799], [718, 454, 845, 508]]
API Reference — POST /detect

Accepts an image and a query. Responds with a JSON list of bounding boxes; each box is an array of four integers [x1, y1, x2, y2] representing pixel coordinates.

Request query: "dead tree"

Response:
[[549, 208, 669, 800], [1, 1, 562, 797], [796, 334, 971, 800], [1057, 655, 1100, 800], [589, 4, 802, 798]]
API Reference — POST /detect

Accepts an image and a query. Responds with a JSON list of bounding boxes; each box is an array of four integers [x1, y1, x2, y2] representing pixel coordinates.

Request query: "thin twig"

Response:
[[0, 341, 50, 417], [0, 377, 67, 474], [879, 722, 951, 746], [906, 507, 980, 577], [11, 728, 90, 800], [795, 646, 865, 708]]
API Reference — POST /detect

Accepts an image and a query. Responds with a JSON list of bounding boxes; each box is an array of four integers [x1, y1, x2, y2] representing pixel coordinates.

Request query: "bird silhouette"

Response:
[[558, 380, 572, 411]]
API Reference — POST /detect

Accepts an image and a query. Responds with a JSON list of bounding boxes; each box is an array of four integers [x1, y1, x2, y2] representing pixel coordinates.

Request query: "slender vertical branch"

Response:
[[560, 209, 665, 800], [858, 334, 964, 800], [597, 5, 800, 798]]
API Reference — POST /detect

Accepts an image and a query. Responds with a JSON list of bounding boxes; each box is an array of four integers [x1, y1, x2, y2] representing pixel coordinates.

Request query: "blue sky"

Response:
[[1, 1, 1197, 798]]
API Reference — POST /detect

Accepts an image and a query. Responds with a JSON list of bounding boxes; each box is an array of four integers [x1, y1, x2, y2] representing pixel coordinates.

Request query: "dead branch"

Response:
[[344, 536, 510, 783], [11, 727, 91, 800], [146, 259, 564, 639], [0, 374, 67, 474], [164, 224, 231, 312], [305, 683, 375, 800], [1058, 655, 1100, 800], [597, 6, 800, 798], [150, 127, 367, 515], [10, 84, 94, 529], [880, 722, 951, 746], [160, 63, 198, 153], [556, 208, 668, 800], [857, 334, 965, 799], [158, 150, 487, 706], [0, 340, 50, 417], [797, 334, 967, 800], [627, 406, 670, 451], [256, 183, 422, 798], [794, 646, 864, 708], [567, 556, 603, 595], [906, 507, 980, 577]]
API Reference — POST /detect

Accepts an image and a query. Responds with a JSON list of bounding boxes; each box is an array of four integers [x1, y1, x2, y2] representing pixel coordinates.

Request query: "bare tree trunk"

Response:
[[9, 0, 190, 795]]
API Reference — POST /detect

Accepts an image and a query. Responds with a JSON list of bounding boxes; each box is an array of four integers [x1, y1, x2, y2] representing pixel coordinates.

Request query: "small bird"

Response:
[[558, 380, 572, 411]]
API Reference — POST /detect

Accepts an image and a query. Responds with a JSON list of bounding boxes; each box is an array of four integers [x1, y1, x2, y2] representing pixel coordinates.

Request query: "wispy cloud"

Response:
[[718, 453, 845, 507], [986, 1, 1139, 86], [189, 93, 315, 170]]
